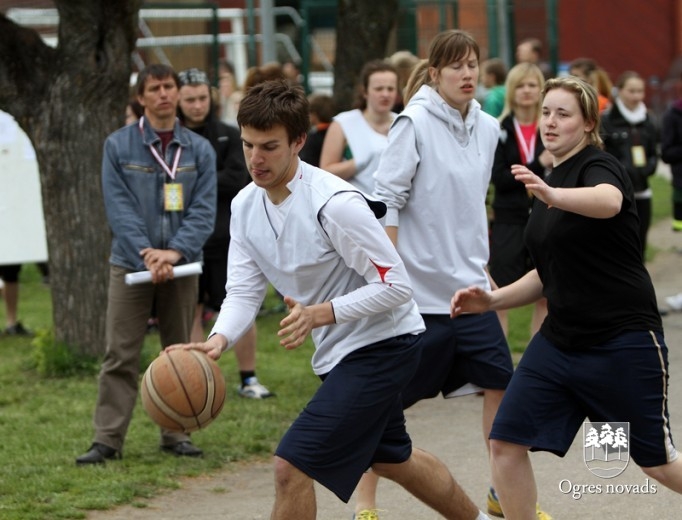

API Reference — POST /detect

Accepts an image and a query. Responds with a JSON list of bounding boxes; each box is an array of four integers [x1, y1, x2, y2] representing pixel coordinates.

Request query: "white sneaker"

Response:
[[665, 293, 682, 311], [238, 377, 275, 399]]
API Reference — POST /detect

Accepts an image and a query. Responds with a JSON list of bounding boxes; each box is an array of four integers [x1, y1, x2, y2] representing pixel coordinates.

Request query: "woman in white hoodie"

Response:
[[353, 30, 549, 520]]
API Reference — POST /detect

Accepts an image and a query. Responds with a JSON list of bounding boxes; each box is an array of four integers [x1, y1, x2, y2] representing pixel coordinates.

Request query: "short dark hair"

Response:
[[519, 37, 543, 56], [484, 58, 507, 85], [569, 57, 597, 78], [128, 97, 144, 119], [136, 63, 180, 96], [308, 93, 336, 124], [237, 80, 310, 144]]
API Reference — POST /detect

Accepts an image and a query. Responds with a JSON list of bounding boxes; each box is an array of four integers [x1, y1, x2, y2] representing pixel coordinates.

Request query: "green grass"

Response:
[[0, 274, 320, 520], [0, 172, 672, 519]]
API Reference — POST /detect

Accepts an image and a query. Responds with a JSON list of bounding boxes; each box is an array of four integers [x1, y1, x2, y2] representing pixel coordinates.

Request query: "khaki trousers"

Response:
[[93, 265, 198, 451]]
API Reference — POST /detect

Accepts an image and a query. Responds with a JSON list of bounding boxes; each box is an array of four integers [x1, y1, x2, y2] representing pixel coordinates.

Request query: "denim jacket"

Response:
[[101, 117, 217, 271]]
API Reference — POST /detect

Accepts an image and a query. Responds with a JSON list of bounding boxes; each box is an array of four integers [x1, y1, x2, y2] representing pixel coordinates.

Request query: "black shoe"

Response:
[[161, 441, 203, 457], [76, 442, 122, 465], [5, 322, 32, 336]]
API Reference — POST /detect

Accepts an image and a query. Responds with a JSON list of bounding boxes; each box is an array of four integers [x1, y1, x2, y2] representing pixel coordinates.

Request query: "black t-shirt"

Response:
[[525, 145, 662, 349]]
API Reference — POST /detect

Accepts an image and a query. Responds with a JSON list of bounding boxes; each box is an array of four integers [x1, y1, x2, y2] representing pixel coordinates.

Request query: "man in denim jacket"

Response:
[[76, 64, 216, 465]]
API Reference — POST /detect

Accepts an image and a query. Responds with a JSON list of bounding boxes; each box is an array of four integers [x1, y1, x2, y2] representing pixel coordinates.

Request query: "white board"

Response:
[[0, 110, 48, 265]]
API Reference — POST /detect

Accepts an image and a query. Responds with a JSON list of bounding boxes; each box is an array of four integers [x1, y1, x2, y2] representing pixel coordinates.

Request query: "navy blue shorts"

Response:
[[491, 330, 678, 467], [275, 334, 422, 503], [401, 312, 513, 408]]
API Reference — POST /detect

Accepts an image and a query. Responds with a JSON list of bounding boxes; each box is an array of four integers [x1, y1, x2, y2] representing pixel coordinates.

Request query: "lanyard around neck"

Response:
[[139, 116, 182, 180], [512, 117, 537, 165]]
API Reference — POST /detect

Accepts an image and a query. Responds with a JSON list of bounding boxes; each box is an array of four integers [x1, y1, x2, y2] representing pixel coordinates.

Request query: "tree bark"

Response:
[[333, 0, 399, 111], [0, 0, 141, 356]]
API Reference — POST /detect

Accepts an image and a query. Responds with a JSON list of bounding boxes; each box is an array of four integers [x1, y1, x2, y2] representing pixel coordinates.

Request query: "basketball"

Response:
[[141, 349, 226, 433]]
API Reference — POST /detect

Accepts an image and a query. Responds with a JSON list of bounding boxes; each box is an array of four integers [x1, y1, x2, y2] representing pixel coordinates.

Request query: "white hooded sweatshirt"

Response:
[[373, 84, 500, 314]]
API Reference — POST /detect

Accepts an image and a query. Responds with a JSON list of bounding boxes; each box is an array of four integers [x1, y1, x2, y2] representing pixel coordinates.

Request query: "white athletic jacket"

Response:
[[211, 161, 424, 374]]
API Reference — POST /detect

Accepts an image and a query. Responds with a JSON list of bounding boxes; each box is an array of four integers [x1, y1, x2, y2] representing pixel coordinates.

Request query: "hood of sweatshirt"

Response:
[[408, 84, 481, 147]]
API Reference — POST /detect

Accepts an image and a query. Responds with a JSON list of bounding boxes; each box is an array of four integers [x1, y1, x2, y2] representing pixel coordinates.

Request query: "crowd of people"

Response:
[[4, 25, 682, 520]]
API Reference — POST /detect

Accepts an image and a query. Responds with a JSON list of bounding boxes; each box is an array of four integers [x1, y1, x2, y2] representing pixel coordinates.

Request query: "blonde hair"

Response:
[[499, 62, 545, 121], [543, 76, 603, 148], [387, 50, 420, 104], [403, 30, 480, 105]]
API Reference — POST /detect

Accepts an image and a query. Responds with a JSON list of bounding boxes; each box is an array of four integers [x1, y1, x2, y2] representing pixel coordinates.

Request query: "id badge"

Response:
[[164, 183, 184, 211], [631, 145, 646, 167]]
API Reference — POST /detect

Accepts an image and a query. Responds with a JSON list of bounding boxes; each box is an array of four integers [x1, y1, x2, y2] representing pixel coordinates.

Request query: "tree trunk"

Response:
[[0, 0, 141, 356], [333, 0, 399, 111]]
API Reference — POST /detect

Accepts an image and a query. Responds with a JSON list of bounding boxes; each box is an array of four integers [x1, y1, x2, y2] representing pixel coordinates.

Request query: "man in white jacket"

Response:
[[169, 79, 492, 520]]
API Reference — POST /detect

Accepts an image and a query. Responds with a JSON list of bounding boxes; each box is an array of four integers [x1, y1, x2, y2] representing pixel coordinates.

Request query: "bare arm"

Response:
[[319, 121, 357, 180], [511, 164, 622, 218], [384, 225, 398, 246], [451, 269, 544, 317]]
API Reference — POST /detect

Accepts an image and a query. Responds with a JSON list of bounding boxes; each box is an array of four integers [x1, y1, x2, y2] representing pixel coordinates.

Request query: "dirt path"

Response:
[[88, 218, 682, 519]]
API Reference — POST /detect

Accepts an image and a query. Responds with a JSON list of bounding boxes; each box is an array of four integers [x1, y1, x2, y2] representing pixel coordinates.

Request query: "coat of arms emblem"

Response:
[[583, 421, 630, 478]]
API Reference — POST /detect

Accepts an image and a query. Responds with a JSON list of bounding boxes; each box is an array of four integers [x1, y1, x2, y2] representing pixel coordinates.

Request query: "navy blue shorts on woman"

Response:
[[275, 333, 422, 503], [491, 330, 678, 467], [401, 312, 513, 408]]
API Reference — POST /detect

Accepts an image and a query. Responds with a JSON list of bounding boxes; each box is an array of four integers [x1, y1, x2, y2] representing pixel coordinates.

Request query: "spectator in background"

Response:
[[0, 264, 32, 336], [568, 57, 597, 82], [590, 68, 614, 113], [481, 58, 507, 117], [386, 49, 420, 112], [243, 62, 286, 92], [76, 63, 216, 465], [320, 59, 398, 196], [661, 71, 682, 311], [661, 71, 682, 234], [282, 60, 302, 86], [569, 58, 612, 113], [299, 93, 336, 167], [218, 59, 240, 127], [516, 37, 552, 79], [177, 67, 274, 399], [489, 63, 552, 339], [125, 98, 144, 125], [601, 70, 659, 256]]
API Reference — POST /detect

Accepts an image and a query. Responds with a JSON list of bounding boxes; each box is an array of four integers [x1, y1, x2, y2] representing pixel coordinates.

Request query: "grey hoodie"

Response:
[[373, 84, 499, 313]]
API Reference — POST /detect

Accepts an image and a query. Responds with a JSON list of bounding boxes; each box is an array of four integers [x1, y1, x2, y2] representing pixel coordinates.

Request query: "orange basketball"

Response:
[[141, 349, 226, 433]]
